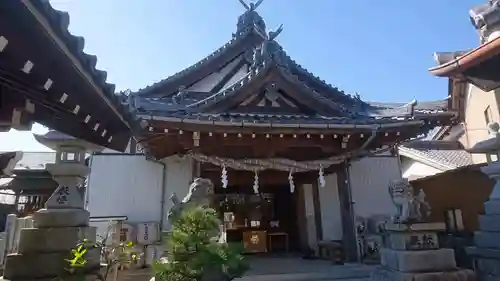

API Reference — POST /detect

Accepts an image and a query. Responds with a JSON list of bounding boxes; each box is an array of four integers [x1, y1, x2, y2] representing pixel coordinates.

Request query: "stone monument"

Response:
[[467, 122, 500, 281], [1, 131, 102, 280], [371, 179, 475, 281]]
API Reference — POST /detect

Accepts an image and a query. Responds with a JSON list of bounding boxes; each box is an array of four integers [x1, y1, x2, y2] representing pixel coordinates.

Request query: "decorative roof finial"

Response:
[[470, 0, 500, 43], [238, 0, 264, 11], [235, 0, 266, 36]]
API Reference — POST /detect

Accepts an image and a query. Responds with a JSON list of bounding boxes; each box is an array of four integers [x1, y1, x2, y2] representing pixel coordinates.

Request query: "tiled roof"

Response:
[[0, 151, 22, 176], [126, 16, 453, 126], [398, 140, 473, 170], [13, 152, 56, 171], [30, 0, 134, 124]]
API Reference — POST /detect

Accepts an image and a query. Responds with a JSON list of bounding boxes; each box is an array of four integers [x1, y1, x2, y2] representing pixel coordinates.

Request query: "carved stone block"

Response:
[[33, 208, 90, 228], [380, 248, 456, 273], [18, 226, 96, 253], [385, 222, 446, 232], [386, 232, 439, 250], [3, 247, 100, 279], [45, 185, 84, 209]]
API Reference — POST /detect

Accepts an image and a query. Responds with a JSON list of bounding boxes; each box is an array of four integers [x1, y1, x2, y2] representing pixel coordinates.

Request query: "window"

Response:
[[484, 106, 493, 125]]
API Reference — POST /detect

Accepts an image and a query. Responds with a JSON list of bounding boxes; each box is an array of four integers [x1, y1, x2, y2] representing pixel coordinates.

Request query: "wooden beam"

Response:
[[337, 162, 358, 262]]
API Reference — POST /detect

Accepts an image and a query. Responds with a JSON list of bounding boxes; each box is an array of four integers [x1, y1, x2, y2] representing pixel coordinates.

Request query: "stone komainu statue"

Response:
[[388, 178, 431, 223], [167, 178, 215, 225]]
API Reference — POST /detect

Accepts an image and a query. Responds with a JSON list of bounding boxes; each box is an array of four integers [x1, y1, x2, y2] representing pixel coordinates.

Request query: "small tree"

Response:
[[64, 223, 140, 281], [153, 206, 248, 281]]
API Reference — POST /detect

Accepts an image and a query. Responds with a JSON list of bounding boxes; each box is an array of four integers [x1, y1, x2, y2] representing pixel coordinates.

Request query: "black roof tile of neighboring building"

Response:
[[398, 125, 473, 170]]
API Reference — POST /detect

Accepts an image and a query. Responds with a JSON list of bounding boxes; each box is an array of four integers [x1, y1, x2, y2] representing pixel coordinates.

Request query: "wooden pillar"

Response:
[[337, 162, 358, 262], [301, 183, 318, 253], [192, 160, 201, 179], [311, 181, 323, 242], [295, 183, 308, 251]]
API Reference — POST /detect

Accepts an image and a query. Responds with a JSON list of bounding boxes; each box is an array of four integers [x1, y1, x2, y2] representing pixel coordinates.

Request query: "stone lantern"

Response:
[[2, 131, 103, 280], [467, 122, 500, 280]]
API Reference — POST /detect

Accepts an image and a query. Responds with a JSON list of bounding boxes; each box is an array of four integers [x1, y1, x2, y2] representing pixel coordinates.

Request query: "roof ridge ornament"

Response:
[[238, 0, 264, 11], [235, 0, 267, 36], [470, 0, 500, 43], [251, 24, 284, 69]]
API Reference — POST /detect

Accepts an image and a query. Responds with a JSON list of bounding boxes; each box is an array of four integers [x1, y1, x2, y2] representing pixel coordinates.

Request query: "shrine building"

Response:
[[85, 2, 457, 261]]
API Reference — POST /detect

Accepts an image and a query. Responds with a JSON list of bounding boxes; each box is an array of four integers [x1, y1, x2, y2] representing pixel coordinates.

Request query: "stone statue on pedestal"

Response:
[[372, 179, 474, 281], [388, 178, 431, 223], [167, 178, 215, 226]]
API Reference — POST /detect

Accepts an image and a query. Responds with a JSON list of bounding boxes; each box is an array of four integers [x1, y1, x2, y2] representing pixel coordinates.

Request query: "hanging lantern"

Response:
[[221, 164, 228, 189], [318, 165, 326, 187], [288, 170, 295, 193], [253, 170, 259, 194]]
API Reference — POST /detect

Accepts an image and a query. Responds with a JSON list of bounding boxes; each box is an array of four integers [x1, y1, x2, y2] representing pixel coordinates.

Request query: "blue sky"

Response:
[[1, 0, 485, 151]]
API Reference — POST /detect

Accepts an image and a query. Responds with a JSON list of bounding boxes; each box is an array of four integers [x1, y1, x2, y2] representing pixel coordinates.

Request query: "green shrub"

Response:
[[153, 206, 248, 281]]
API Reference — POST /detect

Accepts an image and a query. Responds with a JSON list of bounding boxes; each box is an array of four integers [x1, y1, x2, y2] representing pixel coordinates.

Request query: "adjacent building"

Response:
[[430, 0, 500, 163]]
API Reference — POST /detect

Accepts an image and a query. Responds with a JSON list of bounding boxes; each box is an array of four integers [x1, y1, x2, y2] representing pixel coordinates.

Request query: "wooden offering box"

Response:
[[242, 230, 267, 253]]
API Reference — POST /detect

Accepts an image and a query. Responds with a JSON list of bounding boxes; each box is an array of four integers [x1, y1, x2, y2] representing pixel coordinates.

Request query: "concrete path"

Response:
[[238, 256, 376, 281]]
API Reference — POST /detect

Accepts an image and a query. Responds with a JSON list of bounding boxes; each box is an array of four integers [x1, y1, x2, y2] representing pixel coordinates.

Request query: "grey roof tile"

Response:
[[14, 152, 56, 171], [399, 140, 473, 170]]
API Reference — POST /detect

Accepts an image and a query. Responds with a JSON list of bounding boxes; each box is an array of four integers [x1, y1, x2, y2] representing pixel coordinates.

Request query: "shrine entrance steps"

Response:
[[117, 257, 374, 281], [240, 256, 375, 281]]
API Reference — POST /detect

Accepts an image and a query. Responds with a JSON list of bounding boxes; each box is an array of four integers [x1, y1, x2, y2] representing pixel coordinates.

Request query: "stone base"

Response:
[[33, 208, 89, 228], [3, 248, 100, 279], [385, 223, 446, 232], [0, 276, 100, 281], [380, 248, 456, 273], [484, 200, 500, 215], [478, 214, 500, 232], [467, 246, 500, 259], [475, 257, 500, 278], [387, 232, 439, 251], [371, 267, 475, 281], [474, 231, 500, 249], [18, 226, 96, 253]]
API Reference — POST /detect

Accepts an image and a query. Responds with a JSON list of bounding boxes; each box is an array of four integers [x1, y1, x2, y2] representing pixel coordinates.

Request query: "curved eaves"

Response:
[[133, 28, 257, 97], [30, 0, 135, 125], [278, 48, 365, 106], [276, 66, 352, 117]]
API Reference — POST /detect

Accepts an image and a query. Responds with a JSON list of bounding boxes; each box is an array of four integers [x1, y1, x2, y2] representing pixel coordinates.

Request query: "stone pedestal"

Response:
[[467, 198, 500, 281], [371, 222, 475, 281], [2, 135, 102, 280], [466, 123, 500, 281]]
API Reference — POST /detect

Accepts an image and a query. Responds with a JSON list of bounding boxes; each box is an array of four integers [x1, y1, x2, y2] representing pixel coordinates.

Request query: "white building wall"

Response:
[[86, 154, 194, 231], [87, 155, 164, 223], [348, 156, 401, 218], [161, 156, 194, 230], [318, 173, 342, 240]]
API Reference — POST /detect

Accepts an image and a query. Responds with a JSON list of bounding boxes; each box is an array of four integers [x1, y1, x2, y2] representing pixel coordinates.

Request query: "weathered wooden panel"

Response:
[[318, 173, 342, 240], [349, 156, 401, 218]]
